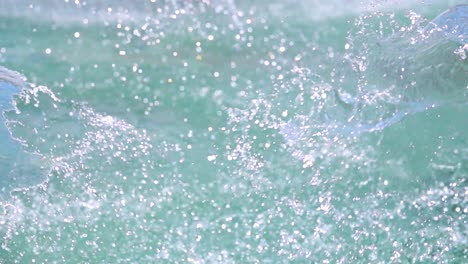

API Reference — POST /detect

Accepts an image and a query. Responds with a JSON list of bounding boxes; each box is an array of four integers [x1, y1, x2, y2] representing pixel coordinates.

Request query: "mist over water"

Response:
[[0, 0, 467, 263]]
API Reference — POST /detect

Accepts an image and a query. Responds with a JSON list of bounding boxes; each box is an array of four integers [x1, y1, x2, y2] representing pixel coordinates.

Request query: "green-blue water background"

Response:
[[0, 0, 467, 262]]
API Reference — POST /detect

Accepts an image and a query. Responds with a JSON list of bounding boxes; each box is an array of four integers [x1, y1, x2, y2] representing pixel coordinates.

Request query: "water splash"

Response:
[[423, 4, 467, 45], [0, 67, 48, 199], [327, 5, 467, 136], [0, 1, 466, 263]]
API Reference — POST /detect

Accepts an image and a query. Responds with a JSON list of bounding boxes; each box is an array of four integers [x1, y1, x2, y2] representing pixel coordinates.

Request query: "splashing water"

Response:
[[0, 67, 48, 199], [0, 1, 467, 263], [424, 4, 467, 44], [282, 5, 467, 148]]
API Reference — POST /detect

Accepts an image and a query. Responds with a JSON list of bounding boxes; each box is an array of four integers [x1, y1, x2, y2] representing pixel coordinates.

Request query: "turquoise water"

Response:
[[0, 0, 467, 263]]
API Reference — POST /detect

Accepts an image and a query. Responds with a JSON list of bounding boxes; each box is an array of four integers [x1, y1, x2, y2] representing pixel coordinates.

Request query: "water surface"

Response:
[[0, 0, 467, 263]]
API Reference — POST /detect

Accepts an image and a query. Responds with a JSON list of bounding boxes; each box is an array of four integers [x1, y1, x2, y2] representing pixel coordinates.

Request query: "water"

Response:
[[0, 0, 467, 263]]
